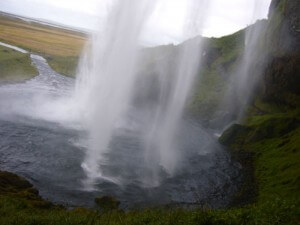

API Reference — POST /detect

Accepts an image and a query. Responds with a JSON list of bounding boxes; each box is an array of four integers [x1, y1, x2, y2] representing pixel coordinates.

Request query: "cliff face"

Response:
[[263, 0, 300, 107], [218, 0, 300, 217]]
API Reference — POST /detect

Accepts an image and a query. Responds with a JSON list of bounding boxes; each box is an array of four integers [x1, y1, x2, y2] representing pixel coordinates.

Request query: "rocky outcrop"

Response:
[[263, 0, 300, 107], [0, 171, 53, 208]]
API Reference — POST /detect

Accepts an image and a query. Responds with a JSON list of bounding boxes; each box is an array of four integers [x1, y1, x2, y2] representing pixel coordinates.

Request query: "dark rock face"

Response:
[[264, 55, 300, 105], [263, 0, 300, 107]]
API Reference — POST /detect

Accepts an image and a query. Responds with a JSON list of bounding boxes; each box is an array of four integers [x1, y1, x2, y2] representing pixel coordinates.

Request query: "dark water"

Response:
[[0, 55, 241, 209]]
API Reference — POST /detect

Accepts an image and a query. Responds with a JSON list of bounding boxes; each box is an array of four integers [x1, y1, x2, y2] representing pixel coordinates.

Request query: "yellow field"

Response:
[[0, 14, 86, 57]]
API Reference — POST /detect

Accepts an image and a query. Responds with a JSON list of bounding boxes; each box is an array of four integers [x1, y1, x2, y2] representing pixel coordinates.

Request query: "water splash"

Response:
[[75, 0, 158, 188], [75, 0, 210, 188]]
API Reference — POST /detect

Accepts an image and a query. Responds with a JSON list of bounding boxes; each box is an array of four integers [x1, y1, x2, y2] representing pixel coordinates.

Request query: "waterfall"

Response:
[[143, 9, 208, 183], [218, 0, 268, 125], [75, 0, 209, 189]]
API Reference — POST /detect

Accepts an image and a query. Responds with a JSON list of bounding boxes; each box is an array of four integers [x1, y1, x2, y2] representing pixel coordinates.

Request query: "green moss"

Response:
[[219, 108, 300, 218], [219, 124, 250, 146], [46, 55, 79, 77], [0, 171, 32, 193], [0, 45, 38, 82], [253, 98, 286, 114], [254, 128, 300, 202]]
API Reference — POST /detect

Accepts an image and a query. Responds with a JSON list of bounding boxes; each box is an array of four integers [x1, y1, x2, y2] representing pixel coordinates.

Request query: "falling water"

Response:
[[75, 0, 157, 188], [75, 0, 210, 188], [142, 2, 209, 184], [218, 0, 269, 125]]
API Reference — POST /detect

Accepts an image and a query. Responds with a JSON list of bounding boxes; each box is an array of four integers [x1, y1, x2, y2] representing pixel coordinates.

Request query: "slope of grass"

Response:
[[219, 104, 300, 224], [0, 45, 38, 81], [46, 55, 79, 77]]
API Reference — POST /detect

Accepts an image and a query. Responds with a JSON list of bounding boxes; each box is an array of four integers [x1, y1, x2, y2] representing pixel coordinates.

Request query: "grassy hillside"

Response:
[[0, 13, 85, 76], [0, 45, 38, 82]]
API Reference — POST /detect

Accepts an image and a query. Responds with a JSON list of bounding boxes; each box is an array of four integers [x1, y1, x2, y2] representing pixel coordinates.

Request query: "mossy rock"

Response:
[[247, 117, 299, 142], [0, 171, 32, 193], [219, 124, 250, 146], [0, 171, 54, 209], [95, 196, 120, 211]]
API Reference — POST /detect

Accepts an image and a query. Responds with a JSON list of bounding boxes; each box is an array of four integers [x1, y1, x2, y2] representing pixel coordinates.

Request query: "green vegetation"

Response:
[[0, 45, 38, 82], [95, 196, 121, 211], [218, 102, 300, 225], [209, 29, 245, 69], [189, 30, 245, 120], [46, 55, 79, 77]]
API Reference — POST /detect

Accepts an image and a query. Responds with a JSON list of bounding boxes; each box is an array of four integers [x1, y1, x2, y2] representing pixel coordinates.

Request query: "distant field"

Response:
[[0, 14, 86, 56], [0, 14, 87, 76]]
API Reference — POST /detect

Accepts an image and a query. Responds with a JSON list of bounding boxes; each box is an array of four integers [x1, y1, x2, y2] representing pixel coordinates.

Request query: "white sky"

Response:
[[0, 0, 272, 45]]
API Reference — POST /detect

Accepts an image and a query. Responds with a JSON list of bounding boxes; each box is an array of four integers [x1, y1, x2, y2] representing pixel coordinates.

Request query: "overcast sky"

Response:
[[0, 0, 272, 45]]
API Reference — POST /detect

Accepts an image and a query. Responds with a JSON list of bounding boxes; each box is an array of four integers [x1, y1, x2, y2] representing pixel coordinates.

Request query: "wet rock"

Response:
[[0, 170, 53, 209], [263, 0, 300, 107], [219, 124, 250, 146]]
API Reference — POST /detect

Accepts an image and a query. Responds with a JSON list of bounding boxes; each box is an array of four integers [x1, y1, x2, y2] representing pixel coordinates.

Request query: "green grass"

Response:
[[0, 45, 38, 81], [246, 113, 299, 200], [218, 103, 300, 224], [46, 55, 79, 77], [0, 194, 298, 225]]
